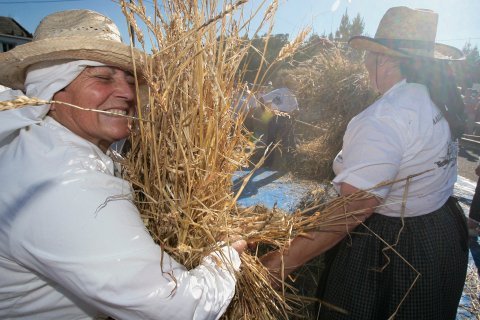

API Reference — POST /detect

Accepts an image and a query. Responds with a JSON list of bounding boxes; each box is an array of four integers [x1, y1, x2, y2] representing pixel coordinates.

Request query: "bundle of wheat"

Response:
[[119, 0, 304, 318]]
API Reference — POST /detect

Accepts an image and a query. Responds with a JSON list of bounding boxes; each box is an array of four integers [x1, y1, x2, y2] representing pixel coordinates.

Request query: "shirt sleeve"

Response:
[[9, 171, 240, 320], [332, 113, 406, 198], [0, 89, 49, 144]]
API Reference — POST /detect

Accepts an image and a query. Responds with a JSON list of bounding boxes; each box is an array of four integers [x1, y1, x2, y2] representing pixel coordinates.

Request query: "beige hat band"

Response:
[[375, 38, 435, 51]]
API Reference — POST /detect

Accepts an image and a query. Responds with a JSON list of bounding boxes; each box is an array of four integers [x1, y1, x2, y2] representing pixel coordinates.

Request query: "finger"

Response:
[[231, 239, 247, 254]]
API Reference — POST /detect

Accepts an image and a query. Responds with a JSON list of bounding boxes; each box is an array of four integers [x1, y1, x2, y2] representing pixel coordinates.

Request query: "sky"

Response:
[[1, 0, 479, 52]]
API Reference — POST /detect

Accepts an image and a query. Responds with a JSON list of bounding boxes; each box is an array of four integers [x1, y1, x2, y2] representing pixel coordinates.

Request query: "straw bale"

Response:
[[118, 0, 299, 318], [273, 46, 377, 181]]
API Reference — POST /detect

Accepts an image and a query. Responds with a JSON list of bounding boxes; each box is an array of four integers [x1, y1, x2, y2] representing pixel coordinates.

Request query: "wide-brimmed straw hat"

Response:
[[349, 6, 463, 60], [0, 9, 146, 90]]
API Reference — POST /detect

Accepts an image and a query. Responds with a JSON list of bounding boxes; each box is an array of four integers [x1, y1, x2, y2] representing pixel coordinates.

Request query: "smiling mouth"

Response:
[[108, 109, 128, 116]]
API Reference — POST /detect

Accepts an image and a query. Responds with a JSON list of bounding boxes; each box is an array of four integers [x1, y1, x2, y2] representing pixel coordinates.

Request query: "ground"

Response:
[[459, 146, 480, 182]]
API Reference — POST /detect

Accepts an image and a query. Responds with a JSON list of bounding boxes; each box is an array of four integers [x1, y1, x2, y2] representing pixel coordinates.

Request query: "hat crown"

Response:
[[374, 7, 438, 42], [34, 9, 122, 43], [348, 6, 463, 60]]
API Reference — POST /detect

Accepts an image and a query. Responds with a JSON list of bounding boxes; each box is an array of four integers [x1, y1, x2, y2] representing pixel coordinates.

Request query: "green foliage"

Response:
[[334, 10, 365, 42], [335, 9, 350, 41], [458, 42, 480, 88], [350, 13, 365, 38], [238, 33, 290, 85]]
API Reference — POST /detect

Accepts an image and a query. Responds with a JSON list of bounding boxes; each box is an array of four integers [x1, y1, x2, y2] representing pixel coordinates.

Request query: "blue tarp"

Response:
[[234, 168, 321, 212]]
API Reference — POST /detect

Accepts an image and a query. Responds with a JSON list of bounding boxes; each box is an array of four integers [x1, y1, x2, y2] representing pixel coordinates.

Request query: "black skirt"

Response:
[[317, 197, 469, 320]]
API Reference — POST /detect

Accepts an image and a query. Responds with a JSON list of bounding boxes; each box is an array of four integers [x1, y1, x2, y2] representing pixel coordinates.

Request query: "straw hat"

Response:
[[0, 9, 146, 90], [349, 6, 463, 60]]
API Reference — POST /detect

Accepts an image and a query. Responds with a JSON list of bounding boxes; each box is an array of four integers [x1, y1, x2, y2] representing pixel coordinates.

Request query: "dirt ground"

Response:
[[459, 146, 480, 182]]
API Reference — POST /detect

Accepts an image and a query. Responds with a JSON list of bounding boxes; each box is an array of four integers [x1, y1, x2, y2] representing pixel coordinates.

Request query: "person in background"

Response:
[[259, 87, 298, 168], [261, 7, 468, 319], [475, 91, 480, 133], [0, 10, 245, 320]]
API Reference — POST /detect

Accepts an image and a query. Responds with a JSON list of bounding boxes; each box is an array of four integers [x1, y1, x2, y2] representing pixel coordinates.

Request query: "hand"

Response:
[[217, 233, 246, 255], [468, 217, 480, 237], [231, 239, 247, 255], [259, 250, 284, 290]]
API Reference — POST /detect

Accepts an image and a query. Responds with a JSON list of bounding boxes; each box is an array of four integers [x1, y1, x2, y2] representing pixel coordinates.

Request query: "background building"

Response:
[[0, 17, 32, 53]]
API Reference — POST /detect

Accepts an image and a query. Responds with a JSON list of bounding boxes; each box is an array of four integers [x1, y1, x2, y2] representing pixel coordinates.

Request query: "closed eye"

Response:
[[125, 74, 136, 85], [95, 75, 112, 81]]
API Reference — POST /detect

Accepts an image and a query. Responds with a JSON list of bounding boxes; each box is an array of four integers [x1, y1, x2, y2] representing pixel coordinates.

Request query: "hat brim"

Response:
[[349, 36, 464, 61], [0, 36, 147, 90]]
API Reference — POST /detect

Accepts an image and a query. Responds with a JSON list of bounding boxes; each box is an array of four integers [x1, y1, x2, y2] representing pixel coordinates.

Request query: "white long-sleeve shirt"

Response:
[[0, 115, 240, 320]]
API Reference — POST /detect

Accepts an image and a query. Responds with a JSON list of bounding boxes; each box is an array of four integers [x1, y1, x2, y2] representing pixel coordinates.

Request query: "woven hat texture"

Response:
[[348, 6, 463, 60], [0, 9, 146, 90]]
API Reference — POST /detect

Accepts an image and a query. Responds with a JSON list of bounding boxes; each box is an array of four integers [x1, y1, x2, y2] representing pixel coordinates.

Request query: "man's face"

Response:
[[50, 66, 136, 152]]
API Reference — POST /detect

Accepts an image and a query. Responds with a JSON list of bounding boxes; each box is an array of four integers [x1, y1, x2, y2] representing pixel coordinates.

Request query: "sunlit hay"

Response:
[[460, 264, 480, 317], [276, 46, 377, 180], [118, 0, 302, 318]]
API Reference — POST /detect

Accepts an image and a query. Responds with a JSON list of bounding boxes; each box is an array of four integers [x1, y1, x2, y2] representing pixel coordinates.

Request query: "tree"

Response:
[[334, 10, 365, 42], [238, 33, 290, 85], [335, 9, 350, 41], [350, 13, 365, 38], [454, 42, 480, 89]]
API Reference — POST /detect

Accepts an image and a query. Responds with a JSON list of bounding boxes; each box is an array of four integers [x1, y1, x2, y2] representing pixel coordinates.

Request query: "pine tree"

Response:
[[350, 13, 365, 38], [334, 10, 365, 42], [335, 9, 351, 41]]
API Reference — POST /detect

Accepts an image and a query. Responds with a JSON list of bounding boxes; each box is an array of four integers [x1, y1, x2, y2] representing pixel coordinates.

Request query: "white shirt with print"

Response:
[[333, 80, 457, 217]]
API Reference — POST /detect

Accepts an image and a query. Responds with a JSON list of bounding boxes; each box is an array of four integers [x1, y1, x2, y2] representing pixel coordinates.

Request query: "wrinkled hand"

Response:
[[259, 250, 284, 290], [217, 234, 247, 255], [231, 239, 247, 255]]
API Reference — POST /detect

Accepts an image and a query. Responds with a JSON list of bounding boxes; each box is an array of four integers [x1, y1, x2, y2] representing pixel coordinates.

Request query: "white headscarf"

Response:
[[0, 60, 105, 145]]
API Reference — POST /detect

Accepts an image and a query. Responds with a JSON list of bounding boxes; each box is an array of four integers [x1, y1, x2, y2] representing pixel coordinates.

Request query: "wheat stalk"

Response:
[[0, 96, 151, 122]]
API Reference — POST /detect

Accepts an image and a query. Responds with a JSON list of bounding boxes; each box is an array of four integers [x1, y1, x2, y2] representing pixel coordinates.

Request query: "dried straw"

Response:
[[118, 0, 296, 318]]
